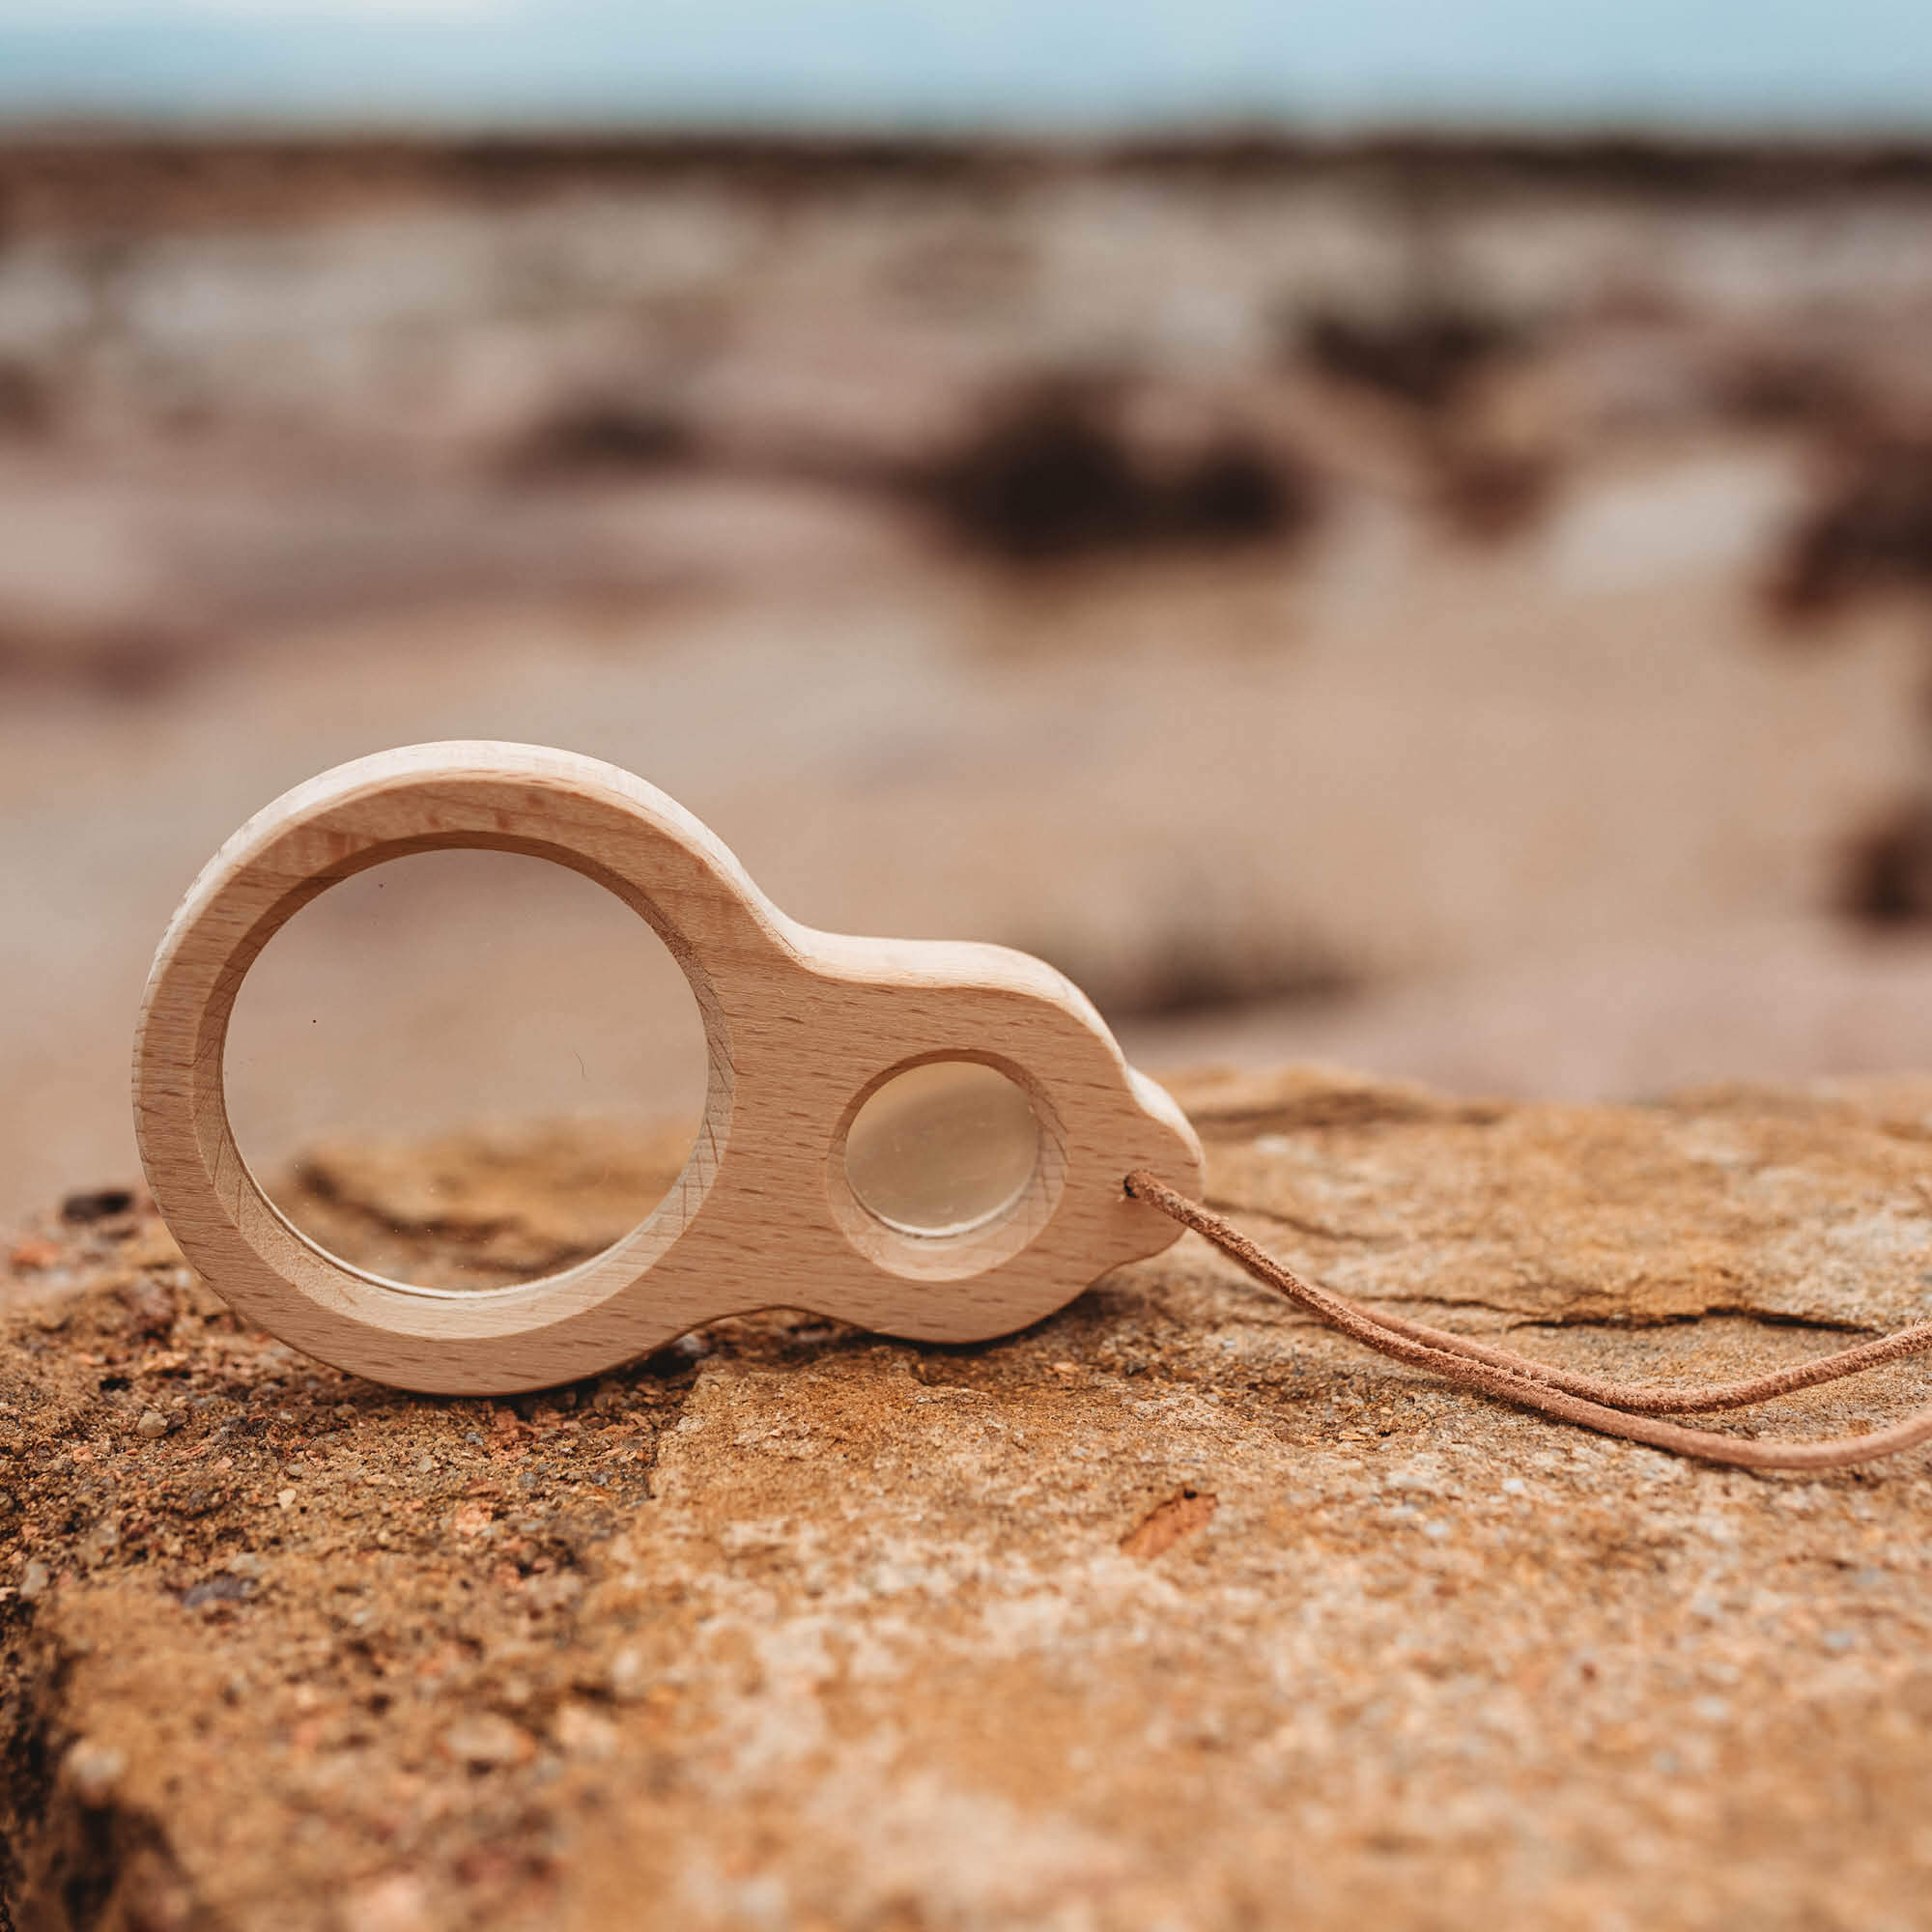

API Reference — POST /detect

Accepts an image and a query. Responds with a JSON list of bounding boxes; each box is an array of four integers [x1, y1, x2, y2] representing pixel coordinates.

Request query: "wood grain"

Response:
[[132, 742, 1204, 1393]]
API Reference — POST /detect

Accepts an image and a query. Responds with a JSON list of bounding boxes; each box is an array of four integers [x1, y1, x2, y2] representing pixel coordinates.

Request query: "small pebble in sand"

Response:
[[134, 1409, 167, 1439], [276, 1488, 297, 1509], [17, 1560, 48, 1601], [553, 1703, 619, 1761], [607, 1647, 649, 1702], [64, 1739, 128, 1806], [439, 1714, 533, 1769], [341, 1873, 432, 1932]]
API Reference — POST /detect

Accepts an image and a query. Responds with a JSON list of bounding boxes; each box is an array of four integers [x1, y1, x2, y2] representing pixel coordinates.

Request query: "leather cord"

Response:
[[1124, 1170, 1932, 1471]]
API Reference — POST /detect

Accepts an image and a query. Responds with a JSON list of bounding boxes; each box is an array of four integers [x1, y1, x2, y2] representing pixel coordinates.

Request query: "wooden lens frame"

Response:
[[133, 742, 1204, 1394]]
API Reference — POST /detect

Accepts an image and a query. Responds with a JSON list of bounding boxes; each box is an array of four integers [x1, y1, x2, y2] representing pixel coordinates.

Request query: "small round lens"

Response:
[[844, 1062, 1039, 1237]]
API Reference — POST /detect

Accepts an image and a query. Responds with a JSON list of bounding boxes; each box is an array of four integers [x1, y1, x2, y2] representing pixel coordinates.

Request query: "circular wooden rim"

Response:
[[133, 748, 752, 1386], [167, 836, 724, 1321]]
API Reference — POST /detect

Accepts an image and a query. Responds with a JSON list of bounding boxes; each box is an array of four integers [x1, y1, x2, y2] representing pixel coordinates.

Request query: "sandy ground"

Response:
[[6, 1065, 1932, 1929]]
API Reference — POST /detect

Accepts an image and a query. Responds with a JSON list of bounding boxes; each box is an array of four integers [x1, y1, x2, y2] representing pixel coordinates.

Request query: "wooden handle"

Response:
[[132, 742, 1204, 1393]]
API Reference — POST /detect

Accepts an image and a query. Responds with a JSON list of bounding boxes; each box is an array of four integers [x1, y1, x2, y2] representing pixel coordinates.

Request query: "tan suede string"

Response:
[[1124, 1170, 1932, 1471]]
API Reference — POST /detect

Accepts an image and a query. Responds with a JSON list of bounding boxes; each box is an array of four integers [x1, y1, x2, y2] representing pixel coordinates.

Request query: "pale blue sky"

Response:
[[1, 0, 1929, 129]]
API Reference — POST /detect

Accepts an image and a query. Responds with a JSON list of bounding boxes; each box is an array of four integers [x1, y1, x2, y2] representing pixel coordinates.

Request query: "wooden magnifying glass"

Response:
[[133, 742, 1204, 1394]]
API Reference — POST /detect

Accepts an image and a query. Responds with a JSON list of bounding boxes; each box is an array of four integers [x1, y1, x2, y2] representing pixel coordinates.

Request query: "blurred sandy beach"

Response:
[[7, 135, 1932, 1225]]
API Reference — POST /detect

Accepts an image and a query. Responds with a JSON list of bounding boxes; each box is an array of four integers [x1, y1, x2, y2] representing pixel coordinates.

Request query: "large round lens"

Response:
[[224, 849, 707, 1291]]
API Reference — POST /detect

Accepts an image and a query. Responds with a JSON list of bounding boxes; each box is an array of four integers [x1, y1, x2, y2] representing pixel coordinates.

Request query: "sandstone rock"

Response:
[[2, 1067, 1931, 1929]]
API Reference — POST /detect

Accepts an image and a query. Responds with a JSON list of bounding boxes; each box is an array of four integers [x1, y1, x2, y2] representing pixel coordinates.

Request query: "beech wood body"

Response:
[[133, 743, 1204, 1393]]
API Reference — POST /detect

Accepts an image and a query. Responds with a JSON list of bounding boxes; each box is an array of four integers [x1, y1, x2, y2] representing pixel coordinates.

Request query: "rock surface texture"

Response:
[[3, 1065, 1932, 1931]]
